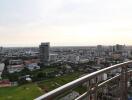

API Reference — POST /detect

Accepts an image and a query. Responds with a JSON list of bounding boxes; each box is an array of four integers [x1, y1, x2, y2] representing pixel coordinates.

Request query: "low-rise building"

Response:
[[49, 54, 58, 62], [0, 80, 11, 87], [26, 63, 40, 71], [24, 59, 40, 71], [8, 64, 24, 73], [0, 63, 5, 79], [9, 59, 23, 65]]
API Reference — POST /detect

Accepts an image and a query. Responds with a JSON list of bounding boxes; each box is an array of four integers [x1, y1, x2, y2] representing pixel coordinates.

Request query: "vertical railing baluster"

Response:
[[124, 66, 128, 100], [94, 77, 98, 100], [87, 80, 91, 100], [120, 66, 128, 100]]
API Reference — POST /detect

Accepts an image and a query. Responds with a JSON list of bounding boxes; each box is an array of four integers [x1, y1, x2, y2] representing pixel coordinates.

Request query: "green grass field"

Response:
[[0, 72, 83, 100], [0, 84, 42, 100], [37, 72, 82, 91]]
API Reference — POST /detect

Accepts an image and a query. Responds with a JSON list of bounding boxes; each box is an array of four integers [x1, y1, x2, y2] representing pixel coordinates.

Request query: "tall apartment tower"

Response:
[[39, 42, 50, 64]]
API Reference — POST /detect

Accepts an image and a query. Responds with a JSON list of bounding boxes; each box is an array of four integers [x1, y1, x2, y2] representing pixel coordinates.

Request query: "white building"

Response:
[[49, 54, 58, 62], [9, 59, 23, 65], [26, 63, 40, 71], [0, 63, 5, 79], [8, 64, 24, 73], [67, 54, 80, 63], [79, 59, 89, 63]]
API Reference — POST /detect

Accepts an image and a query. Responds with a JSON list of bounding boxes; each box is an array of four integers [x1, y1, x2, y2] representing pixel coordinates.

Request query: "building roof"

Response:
[[0, 80, 10, 84]]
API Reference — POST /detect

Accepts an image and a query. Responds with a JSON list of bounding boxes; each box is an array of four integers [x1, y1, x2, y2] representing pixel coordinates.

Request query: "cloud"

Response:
[[0, 0, 132, 46]]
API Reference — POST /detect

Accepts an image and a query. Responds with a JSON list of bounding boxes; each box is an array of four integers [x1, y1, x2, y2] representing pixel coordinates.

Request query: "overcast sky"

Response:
[[0, 0, 132, 46]]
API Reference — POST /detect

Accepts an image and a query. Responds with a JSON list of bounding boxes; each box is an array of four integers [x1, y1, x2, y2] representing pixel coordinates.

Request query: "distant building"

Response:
[[112, 53, 121, 60], [0, 80, 11, 87], [39, 42, 50, 64], [0, 47, 3, 52], [114, 44, 125, 52], [0, 63, 5, 79], [96, 45, 105, 56], [24, 59, 40, 71], [9, 59, 23, 65], [67, 54, 80, 63], [79, 59, 89, 63], [26, 63, 40, 71], [49, 54, 58, 62], [97, 45, 103, 51], [7, 64, 24, 73]]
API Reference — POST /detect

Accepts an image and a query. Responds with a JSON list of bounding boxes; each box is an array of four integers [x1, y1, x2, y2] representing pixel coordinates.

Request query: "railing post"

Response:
[[88, 80, 91, 100], [94, 77, 98, 100], [120, 66, 128, 100]]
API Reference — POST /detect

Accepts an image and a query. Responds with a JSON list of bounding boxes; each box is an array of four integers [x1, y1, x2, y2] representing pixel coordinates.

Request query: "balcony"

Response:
[[35, 61, 132, 100]]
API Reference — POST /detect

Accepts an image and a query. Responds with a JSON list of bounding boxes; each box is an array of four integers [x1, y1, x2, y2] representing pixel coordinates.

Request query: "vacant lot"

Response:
[[0, 84, 42, 100], [0, 72, 83, 100]]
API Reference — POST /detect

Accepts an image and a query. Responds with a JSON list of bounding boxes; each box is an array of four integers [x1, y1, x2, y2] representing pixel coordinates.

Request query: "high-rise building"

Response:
[[96, 45, 104, 56], [0, 47, 3, 52], [39, 42, 50, 64], [113, 44, 125, 52], [97, 45, 103, 50]]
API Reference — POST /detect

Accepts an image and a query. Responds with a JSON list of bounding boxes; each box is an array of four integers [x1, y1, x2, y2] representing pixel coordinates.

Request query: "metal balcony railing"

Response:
[[35, 61, 132, 100]]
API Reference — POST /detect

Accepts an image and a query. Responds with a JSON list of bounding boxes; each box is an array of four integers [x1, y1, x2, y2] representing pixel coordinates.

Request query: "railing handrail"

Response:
[[35, 60, 132, 100]]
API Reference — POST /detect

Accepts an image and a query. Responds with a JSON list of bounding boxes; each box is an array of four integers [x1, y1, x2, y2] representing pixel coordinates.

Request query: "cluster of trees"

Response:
[[2, 59, 58, 85], [2, 59, 93, 85]]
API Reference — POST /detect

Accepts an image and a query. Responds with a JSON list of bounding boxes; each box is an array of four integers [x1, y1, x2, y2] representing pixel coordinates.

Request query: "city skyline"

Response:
[[1, 0, 132, 46]]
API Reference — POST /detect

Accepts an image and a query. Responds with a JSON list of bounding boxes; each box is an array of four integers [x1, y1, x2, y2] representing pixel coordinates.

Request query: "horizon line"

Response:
[[1, 44, 132, 48]]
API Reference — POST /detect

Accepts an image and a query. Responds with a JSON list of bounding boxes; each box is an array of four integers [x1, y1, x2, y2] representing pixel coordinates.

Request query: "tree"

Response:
[[8, 72, 19, 81], [20, 67, 31, 76], [37, 72, 44, 79]]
